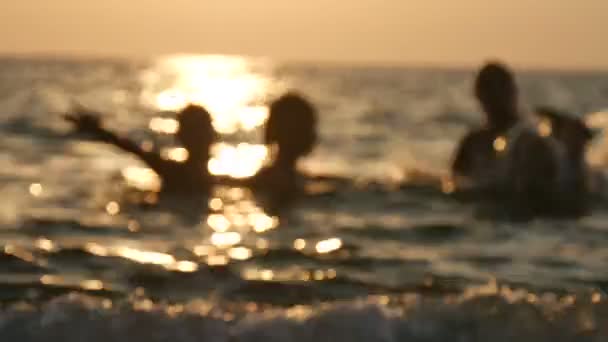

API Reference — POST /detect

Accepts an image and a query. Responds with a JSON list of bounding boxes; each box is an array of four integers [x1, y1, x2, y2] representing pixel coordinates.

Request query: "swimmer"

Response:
[[250, 92, 319, 205], [65, 104, 216, 195], [451, 62, 527, 194], [451, 62, 587, 218]]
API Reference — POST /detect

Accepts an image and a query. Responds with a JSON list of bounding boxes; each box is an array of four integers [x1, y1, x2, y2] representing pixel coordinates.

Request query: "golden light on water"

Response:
[[35, 238, 55, 252], [128, 220, 141, 232], [209, 198, 223, 211], [85, 243, 109, 257], [105, 201, 120, 216], [162, 147, 189, 162], [226, 187, 246, 201], [237, 106, 270, 131], [116, 247, 174, 265], [249, 212, 278, 233], [256, 238, 269, 250], [315, 238, 343, 254], [167, 260, 199, 273], [327, 269, 337, 279], [193, 245, 213, 257], [29, 183, 43, 197], [84, 244, 198, 273], [140, 55, 276, 180], [121, 167, 161, 192], [207, 214, 231, 232], [41, 275, 106, 292], [5, 245, 35, 263], [149, 117, 179, 134], [293, 239, 307, 250], [40, 275, 62, 286], [210, 231, 242, 248], [207, 255, 229, 266], [80, 279, 104, 291], [143, 55, 274, 135], [228, 246, 253, 260], [243, 268, 275, 281], [208, 143, 268, 178]]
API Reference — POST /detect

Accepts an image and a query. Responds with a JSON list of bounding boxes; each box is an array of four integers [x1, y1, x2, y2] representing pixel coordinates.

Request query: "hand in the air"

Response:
[[64, 107, 104, 136]]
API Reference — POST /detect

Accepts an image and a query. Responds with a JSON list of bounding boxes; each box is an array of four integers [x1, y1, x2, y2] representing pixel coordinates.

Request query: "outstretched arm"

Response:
[[64, 109, 167, 175]]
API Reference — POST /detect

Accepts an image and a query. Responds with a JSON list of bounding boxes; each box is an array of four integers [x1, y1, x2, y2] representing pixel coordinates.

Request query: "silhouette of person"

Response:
[[249, 92, 319, 206], [451, 62, 523, 191], [65, 104, 216, 195], [450, 62, 576, 218]]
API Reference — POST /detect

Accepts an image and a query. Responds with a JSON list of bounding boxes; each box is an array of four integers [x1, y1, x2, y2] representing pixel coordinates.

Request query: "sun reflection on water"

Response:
[[121, 167, 161, 192], [137, 55, 276, 183], [162, 147, 189, 162], [208, 143, 268, 178], [142, 55, 274, 135], [315, 238, 343, 254], [149, 117, 179, 134], [210, 231, 242, 248], [130, 55, 344, 282], [84, 243, 198, 273]]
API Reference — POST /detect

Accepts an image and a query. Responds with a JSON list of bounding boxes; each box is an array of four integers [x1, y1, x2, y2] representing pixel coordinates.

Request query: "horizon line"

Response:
[[1, 50, 607, 74]]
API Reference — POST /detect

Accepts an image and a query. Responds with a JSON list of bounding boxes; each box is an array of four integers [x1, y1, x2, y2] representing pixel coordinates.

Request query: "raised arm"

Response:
[[64, 109, 168, 175]]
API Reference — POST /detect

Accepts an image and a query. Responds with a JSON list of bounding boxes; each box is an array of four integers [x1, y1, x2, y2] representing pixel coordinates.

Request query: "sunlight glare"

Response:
[[162, 147, 189, 162], [35, 238, 55, 252], [121, 167, 161, 192], [249, 212, 278, 233], [315, 238, 343, 254], [208, 143, 268, 178], [228, 246, 253, 260], [207, 214, 231, 232], [211, 232, 242, 248], [80, 279, 104, 291], [116, 247, 175, 265], [149, 117, 179, 134], [144, 55, 273, 134], [29, 183, 43, 197]]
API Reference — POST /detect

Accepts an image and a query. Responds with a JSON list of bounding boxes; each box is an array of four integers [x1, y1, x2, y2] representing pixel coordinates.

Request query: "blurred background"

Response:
[[1, 2, 608, 340]]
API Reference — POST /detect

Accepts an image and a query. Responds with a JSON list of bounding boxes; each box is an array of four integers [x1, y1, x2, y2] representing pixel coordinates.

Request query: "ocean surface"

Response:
[[1, 55, 608, 341]]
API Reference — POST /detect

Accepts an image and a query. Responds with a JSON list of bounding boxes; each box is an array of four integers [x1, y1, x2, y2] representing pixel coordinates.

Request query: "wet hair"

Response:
[[475, 62, 517, 104], [265, 93, 318, 159], [176, 104, 215, 150]]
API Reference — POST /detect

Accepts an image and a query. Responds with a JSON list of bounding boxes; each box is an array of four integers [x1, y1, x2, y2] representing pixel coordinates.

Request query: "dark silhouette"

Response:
[[536, 106, 593, 171], [249, 92, 319, 205], [451, 62, 525, 192], [451, 62, 588, 218], [534, 106, 594, 214], [65, 104, 216, 195]]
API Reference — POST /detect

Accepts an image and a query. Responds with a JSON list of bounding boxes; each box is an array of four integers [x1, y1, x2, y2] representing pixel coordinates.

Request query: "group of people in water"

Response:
[[64, 61, 597, 220]]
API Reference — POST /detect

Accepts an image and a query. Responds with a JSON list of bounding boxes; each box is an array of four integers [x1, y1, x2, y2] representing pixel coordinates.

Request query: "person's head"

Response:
[[536, 107, 593, 160], [475, 62, 518, 128], [265, 93, 318, 164], [176, 104, 215, 160]]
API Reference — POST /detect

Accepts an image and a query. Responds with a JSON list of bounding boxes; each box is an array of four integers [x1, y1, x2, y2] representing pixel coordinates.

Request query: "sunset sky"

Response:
[[2, 1, 607, 69]]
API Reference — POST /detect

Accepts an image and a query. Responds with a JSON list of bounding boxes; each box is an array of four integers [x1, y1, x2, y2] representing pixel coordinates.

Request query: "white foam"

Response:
[[1, 293, 607, 341]]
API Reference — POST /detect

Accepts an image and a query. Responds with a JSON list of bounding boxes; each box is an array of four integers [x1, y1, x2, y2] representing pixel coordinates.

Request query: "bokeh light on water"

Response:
[[3, 56, 608, 340]]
